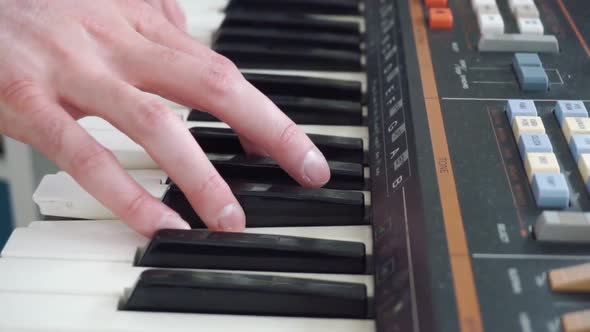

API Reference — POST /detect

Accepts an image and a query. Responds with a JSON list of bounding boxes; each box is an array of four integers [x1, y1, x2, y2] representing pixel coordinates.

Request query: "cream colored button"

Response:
[[563, 117, 590, 142], [562, 309, 590, 332], [512, 116, 545, 139], [578, 154, 590, 183], [550, 263, 590, 292], [524, 152, 560, 182]]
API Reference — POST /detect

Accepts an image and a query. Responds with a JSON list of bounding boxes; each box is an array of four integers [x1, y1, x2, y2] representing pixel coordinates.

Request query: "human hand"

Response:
[[144, 0, 186, 31], [0, 0, 331, 236]]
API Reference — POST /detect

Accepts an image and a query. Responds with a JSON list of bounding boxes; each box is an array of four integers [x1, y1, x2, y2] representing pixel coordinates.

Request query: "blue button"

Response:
[[513, 53, 542, 68], [516, 66, 549, 91], [518, 133, 553, 157], [569, 134, 590, 162], [555, 100, 589, 126], [532, 173, 570, 209], [506, 99, 537, 123]]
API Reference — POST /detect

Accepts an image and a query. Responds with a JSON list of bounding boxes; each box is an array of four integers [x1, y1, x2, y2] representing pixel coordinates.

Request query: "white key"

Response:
[[0, 292, 375, 332], [517, 17, 544, 35], [33, 173, 168, 219], [2, 220, 374, 261], [508, 0, 535, 13], [0, 257, 374, 297], [477, 13, 505, 35]]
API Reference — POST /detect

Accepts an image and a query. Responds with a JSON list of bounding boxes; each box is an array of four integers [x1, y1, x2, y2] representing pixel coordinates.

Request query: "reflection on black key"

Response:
[[244, 73, 362, 102], [163, 182, 366, 228], [215, 28, 361, 51], [215, 44, 362, 72], [225, 0, 361, 15], [189, 127, 364, 164], [189, 96, 362, 126], [135, 229, 366, 273], [122, 270, 368, 318], [221, 12, 360, 35], [208, 155, 364, 190]]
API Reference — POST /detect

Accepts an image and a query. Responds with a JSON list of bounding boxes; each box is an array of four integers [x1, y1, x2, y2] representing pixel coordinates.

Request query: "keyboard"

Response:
[[4, 0, 590, 331]]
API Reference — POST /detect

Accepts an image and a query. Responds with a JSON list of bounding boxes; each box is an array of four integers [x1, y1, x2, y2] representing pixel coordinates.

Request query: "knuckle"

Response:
[[68, 142, 114, 175], [1, 80, 46, 115], [204, 54, 241, 96], [134, 98, 176, 133], [133, 2, 167, 35], [34, 114, 67, 155], [277, 122, 299, 147], [155, 46, 181, 65], [186, 172, 226, 206], [121, 189, 153, 220]]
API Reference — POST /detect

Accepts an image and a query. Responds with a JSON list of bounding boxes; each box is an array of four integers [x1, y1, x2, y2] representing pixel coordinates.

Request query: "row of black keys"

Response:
[[122, 228, 369, 318], [189, 73, 364, 126], [214, 3, 364, 71]]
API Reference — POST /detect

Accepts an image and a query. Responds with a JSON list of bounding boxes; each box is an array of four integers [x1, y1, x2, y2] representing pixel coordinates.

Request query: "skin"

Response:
[[0, 0, 331, 237]]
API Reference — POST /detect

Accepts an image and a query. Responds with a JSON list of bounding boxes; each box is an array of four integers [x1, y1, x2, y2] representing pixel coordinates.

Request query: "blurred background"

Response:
[[0, 135, 58, 249]]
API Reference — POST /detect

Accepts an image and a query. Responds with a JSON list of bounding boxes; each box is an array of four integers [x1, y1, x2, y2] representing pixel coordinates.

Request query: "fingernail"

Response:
[[303, 148, 330, 186], [158, 214, 191, 230], [217, 203, 245, 232]]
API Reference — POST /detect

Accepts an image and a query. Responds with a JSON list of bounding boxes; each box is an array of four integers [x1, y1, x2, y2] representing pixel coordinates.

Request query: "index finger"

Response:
[[120, 41, 331, 188]]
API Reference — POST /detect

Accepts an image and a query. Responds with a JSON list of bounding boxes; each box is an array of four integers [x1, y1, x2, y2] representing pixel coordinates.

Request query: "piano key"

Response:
[[549, 262, 590, 292], [215, 27, 361, 52], [2, 220, 373, 261], [243, 73, 363, 102], [240, 69, 367, 88], [189, 96, 363, 125], [0, 257, 374, 297], [205, 154, 365, 190], [121, 270, 368, 318], [219, 11, 361, 35], [135, 229, 366, 273], [164, 182, 366, 228], [0, 292, 375, 332], [189, 127, 365, 164], [214, 44, 362, 72], [225, 0, 362, 15]]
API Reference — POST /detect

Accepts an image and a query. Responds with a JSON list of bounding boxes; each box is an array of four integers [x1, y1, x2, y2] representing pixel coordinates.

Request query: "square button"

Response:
[[555, 100, 589, 125], [472, 0, 497, 10], [509, 0, 535, 12], [569, 135, 590, 162], [562, 117, 590, 142], [525, 152, 560, 182], [517, 18, 544, 35], [506, 99, 537, 122], [531, 173, 570, 209], [514, 4, 540, 18], [475, 3, 499, 14], [512, 116, 545, 139], [513, 53, 542, 68], [578, 154, 590, 183], [477, 13, 504, 35], [515, 66, 549, 91], [518, 133, 553, 156]]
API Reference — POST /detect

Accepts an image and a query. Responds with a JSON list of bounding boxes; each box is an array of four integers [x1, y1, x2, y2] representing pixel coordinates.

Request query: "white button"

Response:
[[508, 0, 535, 12], [514, 3, 540, 18], [562, 117, 590, 142], [478, 13, 505, 35], [512, 116, 545, 139], [476, 3, 500, 15], [472, 0, 497, 10], [578, 154, 590, 184], [517, 18, 544, 35], [524, 152, 560, 182]]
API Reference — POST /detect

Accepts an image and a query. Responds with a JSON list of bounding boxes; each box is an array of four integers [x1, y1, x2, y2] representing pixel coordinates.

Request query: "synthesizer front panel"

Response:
[[367, 0, 590, 331]]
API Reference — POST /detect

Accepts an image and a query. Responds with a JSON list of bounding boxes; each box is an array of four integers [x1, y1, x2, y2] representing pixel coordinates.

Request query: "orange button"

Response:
[[425, 0, 448, 8], [429, 8, 454, 30]]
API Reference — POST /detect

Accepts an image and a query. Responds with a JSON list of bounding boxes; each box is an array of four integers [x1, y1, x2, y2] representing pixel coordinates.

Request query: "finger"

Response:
[[239, 136, 269, 157], [1, 80, 190, 236], [60, 73, 246, 232], [119, 41, 331, 188], [161, 0, 187, 31]]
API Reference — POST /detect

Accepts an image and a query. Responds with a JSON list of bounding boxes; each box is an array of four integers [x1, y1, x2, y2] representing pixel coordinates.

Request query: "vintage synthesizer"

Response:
[[2, 0, 590, 331]]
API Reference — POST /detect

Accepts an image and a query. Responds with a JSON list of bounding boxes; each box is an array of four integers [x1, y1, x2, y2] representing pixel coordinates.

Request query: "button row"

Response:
[[507, 99, 570, 209]]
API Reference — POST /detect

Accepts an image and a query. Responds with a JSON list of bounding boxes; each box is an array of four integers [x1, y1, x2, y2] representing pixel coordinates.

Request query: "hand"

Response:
[[0, 0, 331, 236], [144, 0, 186, 32]]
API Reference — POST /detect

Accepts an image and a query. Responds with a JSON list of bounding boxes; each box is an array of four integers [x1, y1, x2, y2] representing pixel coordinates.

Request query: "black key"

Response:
[[207, 155, 364, 190], [243, 73, 362, 102], [225, 0, 361, 15], [122, 270, 368, 318], [221, 12, 360, 35], [188, 127, 365, 164], [214, 44, 362, 72], [215, 27, 361, 52], [135, 229, 367, 274], [189, 96, 362, 126], [163, 182, 366, 228]]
